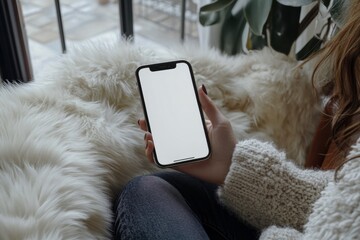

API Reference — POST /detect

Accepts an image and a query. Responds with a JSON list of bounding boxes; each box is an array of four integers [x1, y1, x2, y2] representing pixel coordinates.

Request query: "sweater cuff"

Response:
[[260, 226, 303, 240], [218, 139, 331, 230], [220, 139, 287, 203]]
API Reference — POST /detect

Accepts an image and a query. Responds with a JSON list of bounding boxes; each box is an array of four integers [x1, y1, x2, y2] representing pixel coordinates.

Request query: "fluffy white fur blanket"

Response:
[[0, 41, 320, 239]]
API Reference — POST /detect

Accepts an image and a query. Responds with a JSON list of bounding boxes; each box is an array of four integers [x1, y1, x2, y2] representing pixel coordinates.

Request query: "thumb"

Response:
[[198, 85, 226, 126]]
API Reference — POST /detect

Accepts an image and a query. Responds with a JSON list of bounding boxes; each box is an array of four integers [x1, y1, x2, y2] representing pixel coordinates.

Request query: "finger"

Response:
[[138, 119, 148, 131], [198, 85, 227, 126], [144, 133, 154, 163], [145, 140, 155, 163], [144, 132, 153, 143], [205, 119, 212, 129]]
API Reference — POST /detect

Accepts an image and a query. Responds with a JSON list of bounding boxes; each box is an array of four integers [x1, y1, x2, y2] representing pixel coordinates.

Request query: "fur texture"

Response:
[[0, 41, 319, 239]]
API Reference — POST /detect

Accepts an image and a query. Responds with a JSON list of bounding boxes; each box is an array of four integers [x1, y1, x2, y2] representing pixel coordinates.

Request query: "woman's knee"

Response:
[[113, 175, 168, 237], [126, 175, 168, 195], [115, 175, 173, 208]]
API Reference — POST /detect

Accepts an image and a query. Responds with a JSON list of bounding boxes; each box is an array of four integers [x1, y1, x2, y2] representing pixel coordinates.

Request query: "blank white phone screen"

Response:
[[138, 62, 210, 166]]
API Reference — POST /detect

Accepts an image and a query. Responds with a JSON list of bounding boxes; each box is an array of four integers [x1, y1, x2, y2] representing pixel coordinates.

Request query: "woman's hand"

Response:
[[139, 85, 236, 185]]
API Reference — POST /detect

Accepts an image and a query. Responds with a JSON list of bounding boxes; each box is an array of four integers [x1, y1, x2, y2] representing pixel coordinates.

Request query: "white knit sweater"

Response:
[[218, 138, 360, 239]]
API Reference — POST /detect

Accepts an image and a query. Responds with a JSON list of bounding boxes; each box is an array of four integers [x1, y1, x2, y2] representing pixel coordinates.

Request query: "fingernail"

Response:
[[202, 84, 208, 95]]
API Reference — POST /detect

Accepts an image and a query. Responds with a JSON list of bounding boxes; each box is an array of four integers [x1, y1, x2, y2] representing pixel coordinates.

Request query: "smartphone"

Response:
[[136, 60, 211, 167]]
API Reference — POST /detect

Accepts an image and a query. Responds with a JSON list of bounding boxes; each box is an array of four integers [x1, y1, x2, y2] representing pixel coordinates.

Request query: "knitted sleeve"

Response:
[[217, 139, 333, 231], [302, 142, 360, 239], [260, 226, 303, 240]]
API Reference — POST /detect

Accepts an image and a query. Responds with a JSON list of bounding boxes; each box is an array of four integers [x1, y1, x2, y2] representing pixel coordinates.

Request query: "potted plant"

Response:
[[198, 0, 347, 59]]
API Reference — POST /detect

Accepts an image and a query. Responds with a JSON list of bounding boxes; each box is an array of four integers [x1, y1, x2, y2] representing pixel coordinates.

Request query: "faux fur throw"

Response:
[[0, 41, 319, 239]]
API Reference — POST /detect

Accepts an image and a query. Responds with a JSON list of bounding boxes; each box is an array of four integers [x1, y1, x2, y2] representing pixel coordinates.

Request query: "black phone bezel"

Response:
[[136, 60, 211, 168]]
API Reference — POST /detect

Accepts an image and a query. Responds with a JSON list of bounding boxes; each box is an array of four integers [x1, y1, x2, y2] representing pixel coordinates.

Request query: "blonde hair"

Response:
[[312, 0, 360, 168]]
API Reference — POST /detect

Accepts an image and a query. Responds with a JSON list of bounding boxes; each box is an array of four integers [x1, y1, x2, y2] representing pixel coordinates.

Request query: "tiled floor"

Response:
[[20, 0, 199, 77]]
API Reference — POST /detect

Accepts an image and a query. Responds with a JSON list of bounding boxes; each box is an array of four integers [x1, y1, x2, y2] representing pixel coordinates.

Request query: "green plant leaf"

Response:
[[199, 0, 235, 26], [329, 0, 345, 27], [277, 0, 315, 7], [244, 0, 272, 36], [220, 10, 247, 55]]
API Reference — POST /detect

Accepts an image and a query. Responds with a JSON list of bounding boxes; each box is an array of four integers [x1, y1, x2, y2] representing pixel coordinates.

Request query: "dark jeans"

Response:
[[113, 171, 259, 240]]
